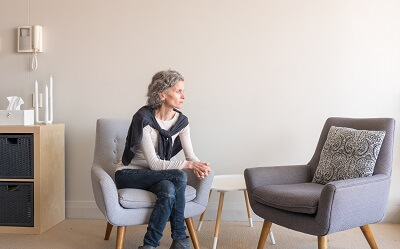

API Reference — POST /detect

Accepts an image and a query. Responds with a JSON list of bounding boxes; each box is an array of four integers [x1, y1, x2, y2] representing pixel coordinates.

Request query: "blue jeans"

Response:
[[115, 169, 188, 247]]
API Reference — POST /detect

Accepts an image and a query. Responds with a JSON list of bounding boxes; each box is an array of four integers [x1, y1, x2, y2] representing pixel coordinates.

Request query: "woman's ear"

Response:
[[158, 91, 165, 101]]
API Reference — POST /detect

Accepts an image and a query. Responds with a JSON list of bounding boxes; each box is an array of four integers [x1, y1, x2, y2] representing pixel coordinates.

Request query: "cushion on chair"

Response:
[[252, 183, 324, 214], [118, 185, 197, 209], [312, 126, 386, 185]]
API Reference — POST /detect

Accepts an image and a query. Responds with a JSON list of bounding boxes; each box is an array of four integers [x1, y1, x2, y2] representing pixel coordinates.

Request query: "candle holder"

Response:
[[34, 76, 53, 124]]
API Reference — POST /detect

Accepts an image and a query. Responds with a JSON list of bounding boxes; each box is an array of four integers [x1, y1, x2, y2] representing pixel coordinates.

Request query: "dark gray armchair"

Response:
[[244, 117, 395, 249]]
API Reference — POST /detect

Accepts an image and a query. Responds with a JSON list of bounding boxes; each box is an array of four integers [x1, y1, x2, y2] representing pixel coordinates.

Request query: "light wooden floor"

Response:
[[0, 219, 399, 249]]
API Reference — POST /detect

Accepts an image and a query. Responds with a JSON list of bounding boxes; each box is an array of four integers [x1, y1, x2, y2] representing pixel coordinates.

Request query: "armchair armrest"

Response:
[[185, 169, 215, 207], [244, 165, 312, 192], [91, 164, 124, 220], [316, 174, 391, 233]]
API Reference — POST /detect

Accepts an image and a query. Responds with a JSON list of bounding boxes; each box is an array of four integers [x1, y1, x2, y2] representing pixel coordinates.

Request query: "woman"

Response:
[[116, 70, 211, 249]]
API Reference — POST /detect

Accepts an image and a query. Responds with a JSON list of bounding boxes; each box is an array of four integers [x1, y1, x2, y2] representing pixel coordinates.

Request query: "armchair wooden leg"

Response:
[[318, 235, 328, 249], [360, 225, 378, 249], [186, 218, 200, 249], [257, 220, 272, 249], [116, 226, 126, 249], [104, 222, 113, 240]]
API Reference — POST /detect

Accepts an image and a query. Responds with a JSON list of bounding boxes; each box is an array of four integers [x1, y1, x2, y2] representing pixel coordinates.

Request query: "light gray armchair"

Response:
[[244, 117, 395, 249], [91, 119, 214, 249]]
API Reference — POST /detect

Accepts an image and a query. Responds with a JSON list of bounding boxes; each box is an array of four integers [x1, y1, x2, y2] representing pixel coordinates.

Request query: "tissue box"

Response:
[[0, 110, 34, 125]]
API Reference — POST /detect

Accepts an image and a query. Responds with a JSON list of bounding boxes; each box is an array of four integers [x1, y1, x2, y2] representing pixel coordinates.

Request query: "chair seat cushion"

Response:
[[252, 183, 324, 214], [118, 185, 197, 209]]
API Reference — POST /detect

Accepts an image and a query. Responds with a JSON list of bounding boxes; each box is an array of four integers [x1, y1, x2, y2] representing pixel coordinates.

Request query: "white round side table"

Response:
[[197, 174, 276, 249]]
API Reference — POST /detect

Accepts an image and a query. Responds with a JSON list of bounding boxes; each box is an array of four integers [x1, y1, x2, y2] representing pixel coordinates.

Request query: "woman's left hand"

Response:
[[194, 166, 211, 179]]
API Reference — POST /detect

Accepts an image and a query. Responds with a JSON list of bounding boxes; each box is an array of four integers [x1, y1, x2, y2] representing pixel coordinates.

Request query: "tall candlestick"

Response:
[[35, 81, 39, 122], [49, 75, 53, 123], [34, 77, 53, 125], [45, 85, 49, 123]]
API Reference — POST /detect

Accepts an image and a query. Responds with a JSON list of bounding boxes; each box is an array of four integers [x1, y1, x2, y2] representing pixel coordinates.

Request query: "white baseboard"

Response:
[[66, 201, 104, 219], [383, 204, 400, 223], [66, 201, 400, 223], [65, 201, 262, 220]]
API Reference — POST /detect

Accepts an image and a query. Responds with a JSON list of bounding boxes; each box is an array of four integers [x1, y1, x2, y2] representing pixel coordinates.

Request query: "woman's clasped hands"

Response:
[[186, 161, 211, 179]]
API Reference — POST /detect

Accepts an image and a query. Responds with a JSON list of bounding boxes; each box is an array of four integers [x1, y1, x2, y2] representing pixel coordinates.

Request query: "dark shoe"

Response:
[[169, 236, 191, 249], [138, 245, 155, 249]]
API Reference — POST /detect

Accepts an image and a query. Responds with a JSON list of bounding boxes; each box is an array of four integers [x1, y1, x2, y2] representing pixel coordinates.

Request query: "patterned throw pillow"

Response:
[[312, 126, 385, 184]]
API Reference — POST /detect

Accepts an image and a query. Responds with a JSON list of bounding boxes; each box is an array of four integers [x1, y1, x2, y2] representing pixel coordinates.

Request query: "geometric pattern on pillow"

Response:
[[312, 126, 385, 184]]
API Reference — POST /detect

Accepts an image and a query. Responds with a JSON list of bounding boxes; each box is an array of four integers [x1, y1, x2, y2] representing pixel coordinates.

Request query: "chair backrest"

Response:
[[93, 119, 130, 178], [308, 117, 395, 177]]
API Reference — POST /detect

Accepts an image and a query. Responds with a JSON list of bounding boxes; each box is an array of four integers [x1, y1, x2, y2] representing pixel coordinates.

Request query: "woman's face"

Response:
[[161, 80, 185, 109]]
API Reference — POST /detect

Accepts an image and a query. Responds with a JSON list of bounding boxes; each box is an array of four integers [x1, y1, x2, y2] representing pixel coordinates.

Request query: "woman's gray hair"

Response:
[[147, 69, 184, 109]]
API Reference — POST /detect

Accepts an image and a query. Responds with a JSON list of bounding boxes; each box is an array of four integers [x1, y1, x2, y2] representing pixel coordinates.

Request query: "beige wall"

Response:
[[1, 0, 400, 222]]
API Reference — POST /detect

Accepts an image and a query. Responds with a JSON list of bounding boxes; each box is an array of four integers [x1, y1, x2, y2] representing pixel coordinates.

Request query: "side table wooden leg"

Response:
[[269, 231, 276, 245], [213, 191, 225, 249], [243, 190, 253, 227], [197, 189, 212, 231]]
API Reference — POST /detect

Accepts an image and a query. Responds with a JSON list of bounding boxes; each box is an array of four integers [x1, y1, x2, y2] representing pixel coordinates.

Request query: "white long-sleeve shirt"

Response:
[[116, 112, 200, 171]]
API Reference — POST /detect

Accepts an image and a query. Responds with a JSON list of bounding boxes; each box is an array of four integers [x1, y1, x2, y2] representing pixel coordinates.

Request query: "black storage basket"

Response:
[[0, 182, 34, 227], [0, 134, 33, 178]]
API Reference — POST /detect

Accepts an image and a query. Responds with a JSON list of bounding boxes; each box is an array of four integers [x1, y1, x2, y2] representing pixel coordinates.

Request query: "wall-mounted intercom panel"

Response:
[[17, 25, 43, 53]]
